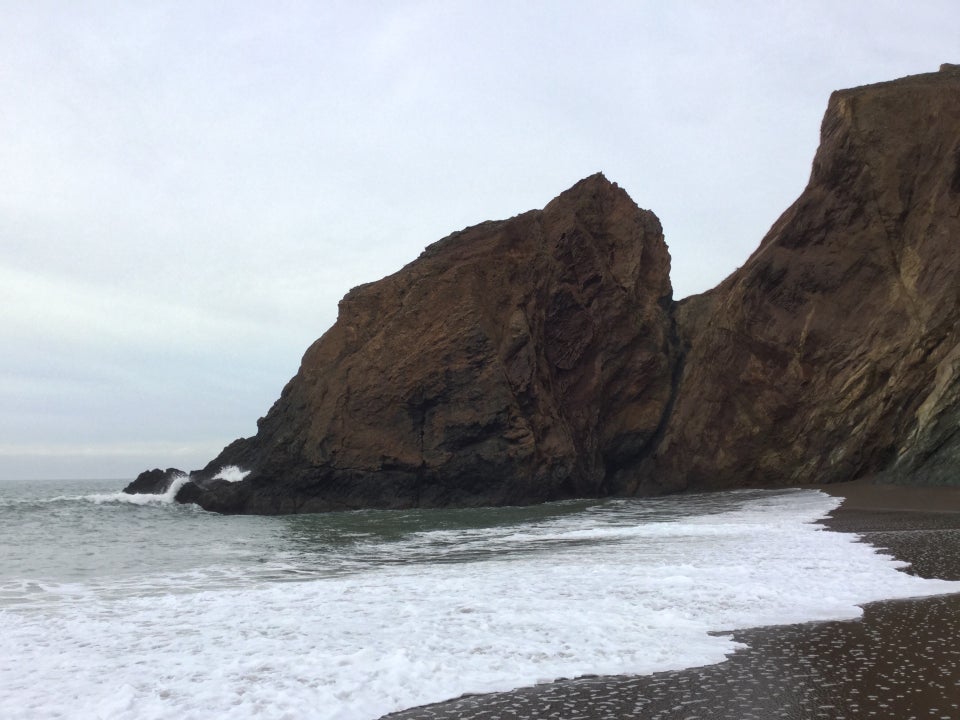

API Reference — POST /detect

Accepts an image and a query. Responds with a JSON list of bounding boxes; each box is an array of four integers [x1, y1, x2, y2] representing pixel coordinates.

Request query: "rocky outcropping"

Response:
[[642, 67, 960, 492], [175, 175, 678, 513], [134, 66, 960, 513], [124, 467, 185, 495]]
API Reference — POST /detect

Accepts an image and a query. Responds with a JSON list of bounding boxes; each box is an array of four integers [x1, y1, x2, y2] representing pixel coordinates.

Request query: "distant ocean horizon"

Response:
[[2, 478, 959, 720]]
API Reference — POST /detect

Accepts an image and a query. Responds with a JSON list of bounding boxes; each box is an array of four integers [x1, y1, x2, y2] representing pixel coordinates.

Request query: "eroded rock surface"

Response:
[[185, 175, 678, 513], [148, 66, 960, 513], [645, 68, 960, 491]]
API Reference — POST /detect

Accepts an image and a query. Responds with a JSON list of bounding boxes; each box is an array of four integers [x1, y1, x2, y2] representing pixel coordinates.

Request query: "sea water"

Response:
[[1, 480, 958, 720]]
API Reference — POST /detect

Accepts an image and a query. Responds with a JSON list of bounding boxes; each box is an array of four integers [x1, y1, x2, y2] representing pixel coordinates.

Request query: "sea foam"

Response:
[[80, 472, 192, 506], [212, 465, 251, 482], [1, 490, 958, 720]]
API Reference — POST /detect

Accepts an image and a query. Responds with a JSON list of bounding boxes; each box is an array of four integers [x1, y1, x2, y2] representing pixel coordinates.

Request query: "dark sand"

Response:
[[384, 482, 960, 720]]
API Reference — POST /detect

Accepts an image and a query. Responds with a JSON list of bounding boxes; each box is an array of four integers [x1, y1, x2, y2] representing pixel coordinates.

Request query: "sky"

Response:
[[2, 1, 958, 481]]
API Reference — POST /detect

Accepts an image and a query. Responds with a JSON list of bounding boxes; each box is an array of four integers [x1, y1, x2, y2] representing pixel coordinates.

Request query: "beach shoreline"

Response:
[[815, 478, 960, 513], [384, 481, 960, 720]]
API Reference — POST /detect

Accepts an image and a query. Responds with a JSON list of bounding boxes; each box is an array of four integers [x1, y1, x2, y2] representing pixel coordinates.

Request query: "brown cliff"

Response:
[[175, 174, 678, 513], [643, 66, 960, 492], [130, 66, 960, 513]]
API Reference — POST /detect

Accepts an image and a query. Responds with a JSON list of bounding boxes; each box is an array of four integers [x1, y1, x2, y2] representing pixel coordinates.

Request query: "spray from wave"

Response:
[[82, 473, 192, 506], [65, 465, 248, 506], [212, 465, 250, 483]]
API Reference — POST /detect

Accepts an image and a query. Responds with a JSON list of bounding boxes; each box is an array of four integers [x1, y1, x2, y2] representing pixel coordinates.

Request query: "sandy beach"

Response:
[[385, 482, 960, 720]]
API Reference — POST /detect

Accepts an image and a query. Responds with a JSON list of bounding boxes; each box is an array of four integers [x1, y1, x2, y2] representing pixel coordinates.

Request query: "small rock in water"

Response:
[[122, 467, 185, 495]]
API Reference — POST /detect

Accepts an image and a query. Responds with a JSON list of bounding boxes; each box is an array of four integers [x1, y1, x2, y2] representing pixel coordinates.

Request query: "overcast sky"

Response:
[[2, 1, 957, 480]]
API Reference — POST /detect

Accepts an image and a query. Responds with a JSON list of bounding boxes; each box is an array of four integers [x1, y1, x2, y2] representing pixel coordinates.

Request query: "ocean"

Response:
[[1, 479, 958, 720]]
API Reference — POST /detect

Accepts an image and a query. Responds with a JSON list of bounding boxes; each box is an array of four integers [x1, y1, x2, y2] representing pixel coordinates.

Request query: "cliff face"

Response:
[[179, 175, 678, 513], [134, 66, 960, 513], [644, 67, 960, 492]]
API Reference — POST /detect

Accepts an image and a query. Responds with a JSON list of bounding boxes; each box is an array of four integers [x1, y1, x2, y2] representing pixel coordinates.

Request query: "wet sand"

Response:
[[384, 482, 960, 720]]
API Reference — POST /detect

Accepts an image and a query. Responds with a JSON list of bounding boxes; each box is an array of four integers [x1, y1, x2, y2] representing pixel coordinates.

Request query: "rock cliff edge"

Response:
[[129, 67, 960, 513]]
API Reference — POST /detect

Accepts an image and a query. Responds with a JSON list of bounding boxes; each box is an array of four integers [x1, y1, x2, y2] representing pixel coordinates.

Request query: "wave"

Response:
[[2, 490, 959, 720], [212, 465, 250, 483], [79, 473, 192, 506]]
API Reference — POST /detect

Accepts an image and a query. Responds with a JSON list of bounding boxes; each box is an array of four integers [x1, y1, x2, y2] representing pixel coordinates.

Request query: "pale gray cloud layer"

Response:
[[2, 1, 957, 479]]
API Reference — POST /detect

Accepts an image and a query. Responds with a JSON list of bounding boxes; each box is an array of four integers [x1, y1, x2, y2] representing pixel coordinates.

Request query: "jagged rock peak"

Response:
[[170, 175, 678, 513], [646, 67, 960, 491]]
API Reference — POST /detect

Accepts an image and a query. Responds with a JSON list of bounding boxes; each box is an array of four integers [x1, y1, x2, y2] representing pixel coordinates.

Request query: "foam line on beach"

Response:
[[3, 489, 960, 719]]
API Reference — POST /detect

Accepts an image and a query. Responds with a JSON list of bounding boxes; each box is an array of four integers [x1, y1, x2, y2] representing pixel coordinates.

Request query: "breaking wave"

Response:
[[81, 473, 191, 506], [212, 465, 250, 483], [2, 489, 960, 719]]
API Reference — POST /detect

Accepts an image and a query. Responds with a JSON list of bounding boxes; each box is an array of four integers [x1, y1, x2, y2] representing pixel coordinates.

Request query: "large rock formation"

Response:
[[129, 66, 960, 513], [172, 175, 678, 513], [643, 66, 960, 492]]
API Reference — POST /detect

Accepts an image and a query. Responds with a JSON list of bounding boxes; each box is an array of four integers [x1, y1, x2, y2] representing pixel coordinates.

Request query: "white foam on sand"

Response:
[[2, 490, 959, 720]]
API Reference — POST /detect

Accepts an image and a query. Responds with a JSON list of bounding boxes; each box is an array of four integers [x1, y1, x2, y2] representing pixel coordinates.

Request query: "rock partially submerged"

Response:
[[142, 66, 960, 514], [123, 466, 252, 504], [123, 468, 186, 495]]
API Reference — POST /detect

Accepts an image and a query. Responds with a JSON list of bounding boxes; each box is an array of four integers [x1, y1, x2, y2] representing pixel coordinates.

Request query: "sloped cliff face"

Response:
[[179, 175, 677, 513], [137, 66, 960, 513], [645, 67, 960, 491]]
